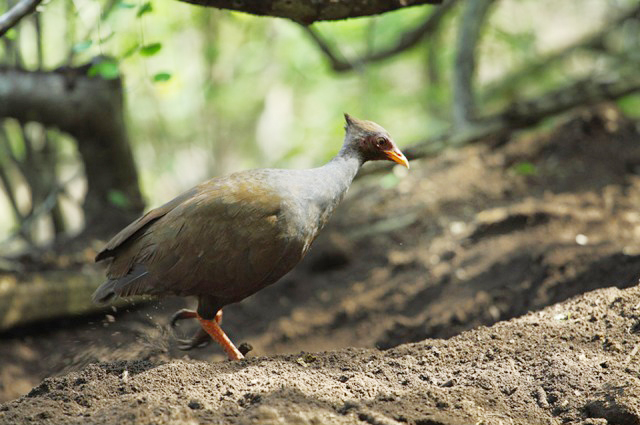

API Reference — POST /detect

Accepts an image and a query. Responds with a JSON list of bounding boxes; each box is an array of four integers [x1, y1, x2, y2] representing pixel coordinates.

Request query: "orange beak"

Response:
[[384, 147, 410, 169]]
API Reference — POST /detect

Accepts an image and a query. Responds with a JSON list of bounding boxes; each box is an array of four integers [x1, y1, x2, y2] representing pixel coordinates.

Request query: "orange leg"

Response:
[[197, 315, 244, 360], [170, 309, 224, 351]]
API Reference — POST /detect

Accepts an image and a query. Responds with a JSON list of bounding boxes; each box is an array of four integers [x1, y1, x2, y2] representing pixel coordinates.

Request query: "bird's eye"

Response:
[[376, 137, 388, 148]]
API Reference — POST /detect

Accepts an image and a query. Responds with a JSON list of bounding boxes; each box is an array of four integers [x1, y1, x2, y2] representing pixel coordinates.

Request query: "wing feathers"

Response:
[[94, 171, 303, 302], [92, 264, 150, 303], [95, 187, 199, 262]]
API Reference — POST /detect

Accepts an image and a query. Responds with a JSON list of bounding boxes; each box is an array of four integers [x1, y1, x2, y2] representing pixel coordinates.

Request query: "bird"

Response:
[[93, 114, 409, 360]]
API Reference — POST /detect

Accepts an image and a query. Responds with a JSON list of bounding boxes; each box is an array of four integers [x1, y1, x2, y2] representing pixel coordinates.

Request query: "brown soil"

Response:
[[2, 106, 640, 424]]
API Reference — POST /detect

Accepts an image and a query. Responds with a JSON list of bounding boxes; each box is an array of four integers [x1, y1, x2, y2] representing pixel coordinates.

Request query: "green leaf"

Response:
[[139, 43, 162, 57], [88, 60, 120, 80], [122, 43, 140, 58], [136, 2, 152, 17], [618, 94, 640, 119], [116, 0, 136, 8], [512, 162, 537, 176], [107, 190, 130, 208], [153, 72, 172, 82], [5, 28, 17, 40], [72, 40, 93, 53], [98, 32, 115, 44]]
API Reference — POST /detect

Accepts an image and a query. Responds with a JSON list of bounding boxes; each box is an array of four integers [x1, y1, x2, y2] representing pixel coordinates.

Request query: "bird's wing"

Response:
[[95, 186, 200, 262], [99, 172, 306, 301]]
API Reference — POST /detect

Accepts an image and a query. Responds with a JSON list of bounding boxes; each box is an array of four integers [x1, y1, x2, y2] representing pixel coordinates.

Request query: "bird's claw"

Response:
[[176, 327, 212, 350], [170, 308, 226, 351], [170, 308, 198, 328], [170, 309, 210, 350]]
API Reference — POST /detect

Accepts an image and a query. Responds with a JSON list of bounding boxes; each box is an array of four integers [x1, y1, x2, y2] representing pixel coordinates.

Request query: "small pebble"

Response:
[[575, 234, 589, 245], [188, 400, 203, 410], [239, 342, 253, 356]]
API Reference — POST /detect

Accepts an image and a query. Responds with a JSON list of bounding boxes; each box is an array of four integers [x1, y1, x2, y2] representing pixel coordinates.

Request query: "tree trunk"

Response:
[[0, 66, 144, 239]]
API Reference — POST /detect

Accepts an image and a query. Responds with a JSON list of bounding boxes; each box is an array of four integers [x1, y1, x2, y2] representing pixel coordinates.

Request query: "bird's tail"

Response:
[[92, 280, 119, 304], [92, 264, 151, 304]]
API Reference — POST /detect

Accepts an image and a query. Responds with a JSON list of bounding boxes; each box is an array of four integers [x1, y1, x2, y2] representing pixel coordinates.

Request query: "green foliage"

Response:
[[5, 28, 17, 40], [139, 43, 162, 56], [122, 43, 140, 58], [491, 28, 537, 60], [116, 1, 136, 9], [88, 59, 120, 79], [107, 190, 130, 208], [72, 40, 93, 53], [617, 94, 640, 119], [136, 2, 153, 18], [153, 72, 172, 82], [511, 162, 538, 176]]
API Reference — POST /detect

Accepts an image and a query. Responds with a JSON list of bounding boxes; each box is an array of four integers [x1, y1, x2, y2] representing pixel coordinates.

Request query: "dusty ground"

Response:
[[2, 106, 640, 424], [3, 285, 640, 425]]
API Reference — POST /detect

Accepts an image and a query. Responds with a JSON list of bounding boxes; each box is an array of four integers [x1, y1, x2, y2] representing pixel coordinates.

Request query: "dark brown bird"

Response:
[[93, 114, 409, 360]]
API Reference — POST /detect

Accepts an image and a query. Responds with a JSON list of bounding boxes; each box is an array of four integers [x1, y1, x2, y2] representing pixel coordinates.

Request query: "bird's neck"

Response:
[[283, 146, 363, 244], [306, 148, 362, 217], [322, 148, 363, 191]]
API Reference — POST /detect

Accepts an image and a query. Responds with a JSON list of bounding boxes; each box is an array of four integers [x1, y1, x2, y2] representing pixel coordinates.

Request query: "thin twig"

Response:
[[33, 11, 43, 70], [625, 343, 640, 366], [452, 0, 494, 130], [303, 0, 458, 72], [0, 171, 79, 247], [0, 124, 27, 177], [0, 162, 23, 221], [0, 0, 43, 37], [66, 0, 120, 65], [302, 26, 352, 71]]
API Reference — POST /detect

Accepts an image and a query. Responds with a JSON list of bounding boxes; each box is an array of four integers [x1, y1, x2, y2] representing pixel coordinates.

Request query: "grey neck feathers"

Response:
[[306, 144, 363, 217]]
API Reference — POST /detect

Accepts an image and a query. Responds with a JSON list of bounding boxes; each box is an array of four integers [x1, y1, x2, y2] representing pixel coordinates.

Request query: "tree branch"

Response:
[[0, 0, 42, 37], [0, 124, 26, 177], [178, 0, 443, 24], [303, 0, 457, 72], [358, 74, 640, 177], [0, 136, 24, 223], [0, 172, 78, 247], [452, 0, 494, 130], [481, 4, 640, 103]]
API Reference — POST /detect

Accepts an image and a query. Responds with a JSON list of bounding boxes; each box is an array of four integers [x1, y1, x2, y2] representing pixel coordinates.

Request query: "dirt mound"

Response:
[[2, 106, 640, 422], [2, 285, 639, 425]]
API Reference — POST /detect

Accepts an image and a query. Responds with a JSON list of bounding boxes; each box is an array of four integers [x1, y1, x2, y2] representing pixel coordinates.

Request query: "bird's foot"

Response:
[[170, 308, 197, 327], [170, 309, 222, 351], [176, 327, 211, 350], [169, 309, 240, 359]]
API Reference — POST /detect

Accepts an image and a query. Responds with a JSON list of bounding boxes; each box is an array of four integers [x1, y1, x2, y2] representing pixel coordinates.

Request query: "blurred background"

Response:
[[1, 0, 639, 251]]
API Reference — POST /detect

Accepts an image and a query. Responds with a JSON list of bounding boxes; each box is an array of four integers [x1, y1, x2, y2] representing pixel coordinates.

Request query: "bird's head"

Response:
[[343, 113, 409, 168]]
